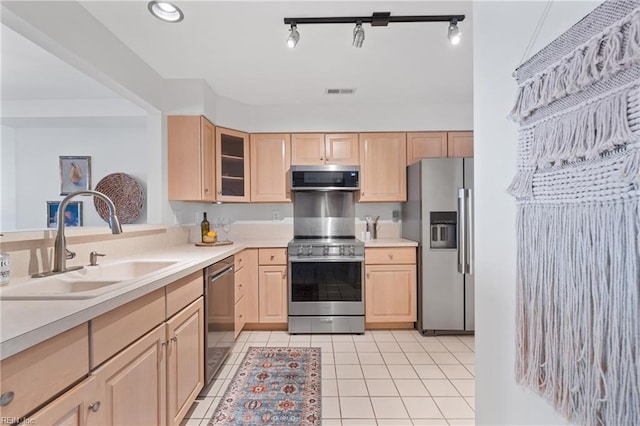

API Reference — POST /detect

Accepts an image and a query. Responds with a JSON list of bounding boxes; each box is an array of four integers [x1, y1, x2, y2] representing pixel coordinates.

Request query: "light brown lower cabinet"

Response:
[[365, 247, 417, 324], [166, 298, 205, 426], [91, 324, 167, 426], [91, 297, 203, 426], [27, 377, 97, 426], [258, 265, 288, 323]]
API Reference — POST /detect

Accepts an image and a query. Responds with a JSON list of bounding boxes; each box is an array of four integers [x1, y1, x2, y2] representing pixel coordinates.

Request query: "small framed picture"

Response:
[[59, 156, 91, 195], [47, 201, 83, 228]]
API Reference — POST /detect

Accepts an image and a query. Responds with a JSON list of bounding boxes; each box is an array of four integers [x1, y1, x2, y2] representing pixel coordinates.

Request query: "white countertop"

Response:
[[0, 237, 415, 360], [364, 238, 418, 247]]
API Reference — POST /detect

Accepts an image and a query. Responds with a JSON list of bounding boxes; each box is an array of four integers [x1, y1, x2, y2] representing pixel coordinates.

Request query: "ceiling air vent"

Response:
[[326, 88, 355, 95]]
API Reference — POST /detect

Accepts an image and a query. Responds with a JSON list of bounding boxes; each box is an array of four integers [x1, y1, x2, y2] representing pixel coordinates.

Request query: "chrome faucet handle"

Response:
[[89, 251, 106, 266], [66, 248, 76, 260]]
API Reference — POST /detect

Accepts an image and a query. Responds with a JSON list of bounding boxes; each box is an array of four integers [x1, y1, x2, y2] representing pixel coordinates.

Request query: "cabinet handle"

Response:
[[270, 255, 275, 261], [366, 273, 370, 279], [204, 188, 209, 193], [0, 391, 14, 407], [171, 336, 178, 343], [361, 192, 365, 197], [388, 253, 394, 260], [162, 340, 168, 347], [282, 269, 287, 278], [320, 156, 324, 161], [89, 401, 101, 413], [238, 284, 243, 288], [239, 314, 243, 318]]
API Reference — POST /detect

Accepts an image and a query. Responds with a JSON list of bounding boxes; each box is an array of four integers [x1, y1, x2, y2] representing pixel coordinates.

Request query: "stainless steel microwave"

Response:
[[290, 165, 360, 191]]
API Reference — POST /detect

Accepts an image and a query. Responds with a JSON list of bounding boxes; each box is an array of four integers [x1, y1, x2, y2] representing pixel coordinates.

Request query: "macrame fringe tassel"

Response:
[[507, 169, 535, 198], [529, 88, 638, 167], [510, 9, 640, 121], [619, 145, 640, 184], [515, 200, 640, 426]]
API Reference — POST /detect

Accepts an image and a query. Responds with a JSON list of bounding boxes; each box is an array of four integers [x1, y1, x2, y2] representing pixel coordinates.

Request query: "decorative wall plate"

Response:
[[94, 173, 144, 224]]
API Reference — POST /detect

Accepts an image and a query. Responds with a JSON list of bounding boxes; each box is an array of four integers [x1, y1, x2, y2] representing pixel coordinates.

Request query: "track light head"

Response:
[[448, 19, 461, 45], [287, 24, 300, 48], [353, 22, 365, 48]]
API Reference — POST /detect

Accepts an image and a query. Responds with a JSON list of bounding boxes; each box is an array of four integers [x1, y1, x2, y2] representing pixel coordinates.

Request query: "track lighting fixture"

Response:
[[353, 22, 365, 48], [287, 23, 300, 48], [147, 1, 184, 23], [284, 12, 465, 48], [448, 19, 461, 45]]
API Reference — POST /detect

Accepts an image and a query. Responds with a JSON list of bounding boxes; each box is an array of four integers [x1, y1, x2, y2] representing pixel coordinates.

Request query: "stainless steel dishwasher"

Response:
[[200, 255, 235, 396]]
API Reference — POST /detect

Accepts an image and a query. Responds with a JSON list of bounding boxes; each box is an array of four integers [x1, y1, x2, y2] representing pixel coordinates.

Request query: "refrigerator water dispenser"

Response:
[[430, 212, 457, 249]]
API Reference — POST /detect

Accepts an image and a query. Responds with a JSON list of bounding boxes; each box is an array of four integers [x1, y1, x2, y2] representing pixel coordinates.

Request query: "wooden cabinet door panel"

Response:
[[365, 265, 417, 322], [359, 133, 407, 202], [258, 265, 287, 323], [291, 133, 325, 165], [407, 132, 447, 163], [91, 325, 166, 426], [166, 298, 204, 426], [250, 134, 291, 202], [240, 249, 259, 323], [447, 132, 474, 158], [28, 377, 96, 426], [201, 117, 216, 201], [234, 296, 246, 339], [325, 134, 359, 165]]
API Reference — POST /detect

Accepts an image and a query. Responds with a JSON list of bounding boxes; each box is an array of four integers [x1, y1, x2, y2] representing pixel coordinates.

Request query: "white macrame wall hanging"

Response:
[[509, 1, 640, 424]]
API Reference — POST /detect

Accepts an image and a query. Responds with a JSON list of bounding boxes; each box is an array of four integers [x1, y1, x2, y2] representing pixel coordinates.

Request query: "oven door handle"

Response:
[[288, 256, 364, 262]]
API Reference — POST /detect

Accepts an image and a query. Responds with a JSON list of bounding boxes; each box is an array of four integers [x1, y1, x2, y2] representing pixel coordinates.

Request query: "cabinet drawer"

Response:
[[258, 248, 287, 265], [234, 266, 246, 303], [234, 250, 249, 271], [0, 324, 89, 419], [365, 247, 416, 265], [166, 271, 203, 319], [91, 288, 165, 367]]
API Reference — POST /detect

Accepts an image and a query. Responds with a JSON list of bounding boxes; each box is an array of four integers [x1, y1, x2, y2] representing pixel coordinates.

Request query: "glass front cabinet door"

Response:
[[215, 127, 251, 202]]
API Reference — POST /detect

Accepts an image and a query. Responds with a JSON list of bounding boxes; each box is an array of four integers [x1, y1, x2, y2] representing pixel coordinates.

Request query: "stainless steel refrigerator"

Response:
[[402, 158, 474, 334]]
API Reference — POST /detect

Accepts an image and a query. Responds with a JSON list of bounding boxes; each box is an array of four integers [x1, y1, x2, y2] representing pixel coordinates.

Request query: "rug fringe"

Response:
[[515, 200, 640, 425]]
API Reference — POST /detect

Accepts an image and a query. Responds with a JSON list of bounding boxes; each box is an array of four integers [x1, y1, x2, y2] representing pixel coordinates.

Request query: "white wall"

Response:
[[1, 126, 17, 230], [473, 1, 602, 425], [12, 125, 148, 230]]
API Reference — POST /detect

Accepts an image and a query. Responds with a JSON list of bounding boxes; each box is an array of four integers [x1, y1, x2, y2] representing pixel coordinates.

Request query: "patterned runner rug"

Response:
[[209, 347, 321, 425]]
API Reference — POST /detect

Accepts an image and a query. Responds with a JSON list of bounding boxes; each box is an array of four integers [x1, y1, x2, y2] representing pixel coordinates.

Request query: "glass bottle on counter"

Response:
[[200, 212, 210, 243]]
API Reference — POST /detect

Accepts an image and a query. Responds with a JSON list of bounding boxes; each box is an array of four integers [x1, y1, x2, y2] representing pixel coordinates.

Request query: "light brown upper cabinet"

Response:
[[216, 127, 250, 202], [407, 131, 474, 163], [250, 134, 291, 202], [358, 133, 407, 202], [407, 132, 448, 164], [291, 133, 359, 165], [447, 131, 474, 158], [168, 116, 216, 202]]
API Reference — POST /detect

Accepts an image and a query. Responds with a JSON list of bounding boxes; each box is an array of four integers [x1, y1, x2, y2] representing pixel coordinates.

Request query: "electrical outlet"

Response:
[[272, 210, 280, 221], [392, 210, 400, 222]]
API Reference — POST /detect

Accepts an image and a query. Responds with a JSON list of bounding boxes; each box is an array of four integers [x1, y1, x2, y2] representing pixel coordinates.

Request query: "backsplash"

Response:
[[0, 225, 189, 280]]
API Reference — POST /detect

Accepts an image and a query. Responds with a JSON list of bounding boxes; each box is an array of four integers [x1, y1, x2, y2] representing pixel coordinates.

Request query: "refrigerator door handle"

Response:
[[457, 188, 466, 274], [465, 188, 474, 274]]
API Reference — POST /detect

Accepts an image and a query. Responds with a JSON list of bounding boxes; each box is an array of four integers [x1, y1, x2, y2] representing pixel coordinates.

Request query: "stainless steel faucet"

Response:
[[33, 190, 123, 278]]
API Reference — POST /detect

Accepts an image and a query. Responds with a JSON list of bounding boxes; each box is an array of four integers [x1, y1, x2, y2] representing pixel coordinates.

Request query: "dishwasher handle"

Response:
[[208, 265, 234, 281]]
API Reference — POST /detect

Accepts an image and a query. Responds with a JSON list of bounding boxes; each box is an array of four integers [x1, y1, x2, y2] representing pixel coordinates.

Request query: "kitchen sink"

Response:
[[0, 260, 181, 300]]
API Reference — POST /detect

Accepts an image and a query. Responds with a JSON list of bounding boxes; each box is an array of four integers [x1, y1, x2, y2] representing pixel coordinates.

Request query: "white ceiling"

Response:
[[78, 1, 473, 106]]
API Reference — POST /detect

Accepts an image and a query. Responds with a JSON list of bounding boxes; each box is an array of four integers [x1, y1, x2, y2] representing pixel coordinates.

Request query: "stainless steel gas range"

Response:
[[288, 165, 365, 334]]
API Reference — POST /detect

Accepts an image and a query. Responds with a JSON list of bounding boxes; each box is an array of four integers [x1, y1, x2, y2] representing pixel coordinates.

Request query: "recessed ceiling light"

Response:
[[148, 1, 184, 23]]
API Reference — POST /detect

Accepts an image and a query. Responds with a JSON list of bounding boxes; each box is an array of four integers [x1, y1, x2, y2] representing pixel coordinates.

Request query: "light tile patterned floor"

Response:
[[182, 330, 475, 426]]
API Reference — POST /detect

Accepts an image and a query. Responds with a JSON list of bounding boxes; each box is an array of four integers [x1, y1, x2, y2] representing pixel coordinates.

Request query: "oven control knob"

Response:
[[306, 245, 313, 255], [349, 245, 355, 255], [339, 246, 345, 256], [323, 246, 329, 256], [297, 246, 304, 255]]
